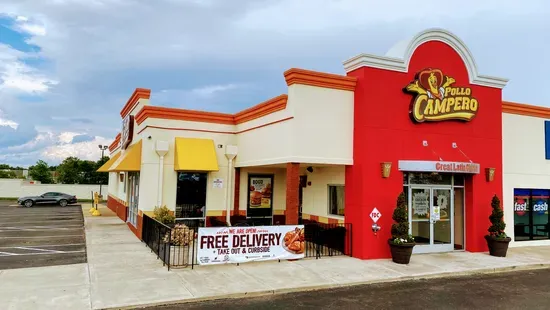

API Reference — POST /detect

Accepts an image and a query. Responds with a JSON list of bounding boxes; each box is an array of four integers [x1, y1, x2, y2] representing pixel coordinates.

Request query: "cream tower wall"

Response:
[[502, 112, 550, 247], [301, 166, 346, 222]]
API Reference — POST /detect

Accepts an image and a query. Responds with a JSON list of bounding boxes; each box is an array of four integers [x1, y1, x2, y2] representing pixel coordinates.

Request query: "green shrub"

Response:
[[391, 192, 414, 244], [488, 195, 507, 239], [153, 205, 175, 224]]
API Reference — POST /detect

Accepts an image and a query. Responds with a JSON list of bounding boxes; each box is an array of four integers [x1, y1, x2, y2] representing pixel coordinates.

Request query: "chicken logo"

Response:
[[405, 68, 478, 123]]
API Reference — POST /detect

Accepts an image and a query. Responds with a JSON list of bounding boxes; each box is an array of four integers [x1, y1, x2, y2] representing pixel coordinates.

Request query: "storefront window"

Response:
[[328, 185, 345, 216], [514, 188, 550, 241]]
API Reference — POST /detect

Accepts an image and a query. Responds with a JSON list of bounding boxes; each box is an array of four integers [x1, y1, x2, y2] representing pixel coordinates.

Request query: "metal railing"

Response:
[[142, 215, 200, 270], [142, 214, 173, 269], [303, 222, 352, 258]]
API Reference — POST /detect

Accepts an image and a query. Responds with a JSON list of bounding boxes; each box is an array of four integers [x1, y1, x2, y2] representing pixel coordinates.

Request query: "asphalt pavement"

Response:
[[0, 201, 86, 269], [146, 268, 550, 310]]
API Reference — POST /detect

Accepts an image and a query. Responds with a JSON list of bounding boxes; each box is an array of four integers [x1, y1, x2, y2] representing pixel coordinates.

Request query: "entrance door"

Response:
[[410, 186, 454, 253], [176, 172, 207, 227], [127, 172, 140, 226]]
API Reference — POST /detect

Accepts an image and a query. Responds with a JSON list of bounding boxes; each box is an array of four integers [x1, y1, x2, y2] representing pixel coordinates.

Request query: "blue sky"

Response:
[[0, 0, 549, 167]]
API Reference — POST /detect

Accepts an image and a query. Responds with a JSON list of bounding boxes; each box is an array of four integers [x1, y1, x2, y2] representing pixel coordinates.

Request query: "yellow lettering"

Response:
[[445, 87, 452, 97], [462, 97, 470, 110], [435, 99, 446, 114], [454, 97, 462, 111], [414, 95, 428, 121], [446, 97, 455, 112], [424, 99, 434, 115], [465, 88, 471, 96], [470, 98, 478, 111], [451, 88, 457, 96]]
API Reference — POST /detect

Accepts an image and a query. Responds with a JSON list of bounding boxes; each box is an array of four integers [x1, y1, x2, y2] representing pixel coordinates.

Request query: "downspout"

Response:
[[155, 141, 169, 207], [225, 145, 238, 226]]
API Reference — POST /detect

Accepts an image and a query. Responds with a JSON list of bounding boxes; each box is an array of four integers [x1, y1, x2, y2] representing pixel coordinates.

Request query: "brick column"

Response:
[[286, 163, 300, 225], [233, 167, 240, 216]]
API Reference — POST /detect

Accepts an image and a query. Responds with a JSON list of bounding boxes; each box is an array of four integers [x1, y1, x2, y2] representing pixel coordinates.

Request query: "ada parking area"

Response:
[[0, 201, 86, 270]]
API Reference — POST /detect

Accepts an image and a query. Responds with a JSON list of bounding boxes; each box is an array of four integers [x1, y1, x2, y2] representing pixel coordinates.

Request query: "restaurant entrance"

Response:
[[405, 173, 465, 254]]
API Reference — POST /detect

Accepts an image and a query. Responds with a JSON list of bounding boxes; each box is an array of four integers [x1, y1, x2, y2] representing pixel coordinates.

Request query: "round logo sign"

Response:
[[514, 199, 527, 216], [533, 200, 548, 215]]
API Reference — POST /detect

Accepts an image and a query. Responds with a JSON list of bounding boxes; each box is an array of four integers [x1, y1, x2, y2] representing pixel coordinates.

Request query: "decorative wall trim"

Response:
[[502, 101, 550, 118], [109, 133, 121, 152], [343, 28, 508, 89], [120, 88, 151, 118], [135, 95, 287, 125], [284, 68, 357, 91]]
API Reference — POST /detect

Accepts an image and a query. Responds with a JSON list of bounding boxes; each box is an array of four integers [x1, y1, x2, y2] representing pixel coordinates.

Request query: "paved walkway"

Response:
[[1, 204, 550, 309]]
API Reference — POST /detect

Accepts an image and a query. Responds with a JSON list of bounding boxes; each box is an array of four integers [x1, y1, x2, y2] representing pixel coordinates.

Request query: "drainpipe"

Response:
[[155, 141, 169, 207], [225, 145, 238, 226]]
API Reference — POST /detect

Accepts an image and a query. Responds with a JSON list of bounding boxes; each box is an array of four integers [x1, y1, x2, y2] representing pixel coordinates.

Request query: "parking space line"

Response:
[[0, 243, 85, 249], [0, 250, 85, 257], [15, 246, 65, 253], [0, 235, 84, 239]]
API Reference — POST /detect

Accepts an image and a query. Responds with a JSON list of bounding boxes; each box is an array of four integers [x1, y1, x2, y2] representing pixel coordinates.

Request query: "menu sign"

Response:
[[413, 191, 429, 217], [197, 225, 305, 265], [248, 176, 273, 209]]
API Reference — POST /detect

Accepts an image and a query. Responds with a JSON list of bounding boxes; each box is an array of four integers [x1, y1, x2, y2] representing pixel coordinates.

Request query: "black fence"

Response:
[[303, 222, 352, 258], [142, 215, 200, 270], [143, 216, 352, 270]]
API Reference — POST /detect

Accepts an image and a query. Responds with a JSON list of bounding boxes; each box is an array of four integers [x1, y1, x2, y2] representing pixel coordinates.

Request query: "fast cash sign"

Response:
[[197, 225, 305, 265]]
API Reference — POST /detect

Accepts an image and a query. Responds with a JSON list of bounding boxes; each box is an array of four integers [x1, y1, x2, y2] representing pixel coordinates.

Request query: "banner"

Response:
[[197, 225, 305, 265]]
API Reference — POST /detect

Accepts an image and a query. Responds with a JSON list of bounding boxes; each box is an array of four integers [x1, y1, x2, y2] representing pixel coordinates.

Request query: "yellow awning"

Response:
[[97, 152, 121, 172], [109, 140, 142, 172], [174, 138, 219, 171]]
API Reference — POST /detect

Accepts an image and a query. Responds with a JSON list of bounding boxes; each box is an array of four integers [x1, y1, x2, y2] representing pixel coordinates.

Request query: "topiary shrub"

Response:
[[390, 192, 414, 244], [488, 195, 508, 239], [153, 205, 175, 224]]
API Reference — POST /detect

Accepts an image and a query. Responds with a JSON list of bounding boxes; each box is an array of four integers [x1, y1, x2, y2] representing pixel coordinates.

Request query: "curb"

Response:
[[104, 262, 550, 310]]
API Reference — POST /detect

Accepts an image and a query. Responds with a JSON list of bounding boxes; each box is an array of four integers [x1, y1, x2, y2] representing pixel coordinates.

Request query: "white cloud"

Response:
[[0, 118, 18, 129], [58, 131, 81, 144], [41, 136, 111, 162], [190, 84, 241, 97], [0, 44, 57, 94], [18, 23, 47, 36]]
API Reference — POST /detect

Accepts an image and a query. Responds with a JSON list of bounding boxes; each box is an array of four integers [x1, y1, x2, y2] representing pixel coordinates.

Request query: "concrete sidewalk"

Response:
[[1, 205, 550, 309]]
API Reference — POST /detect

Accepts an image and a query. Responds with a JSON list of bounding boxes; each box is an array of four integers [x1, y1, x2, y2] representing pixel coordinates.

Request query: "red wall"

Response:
[[346, 41, 503, 259]]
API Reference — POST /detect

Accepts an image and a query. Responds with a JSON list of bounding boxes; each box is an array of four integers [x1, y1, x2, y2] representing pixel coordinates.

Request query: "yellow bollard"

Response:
[[92, 208, 101, 216]]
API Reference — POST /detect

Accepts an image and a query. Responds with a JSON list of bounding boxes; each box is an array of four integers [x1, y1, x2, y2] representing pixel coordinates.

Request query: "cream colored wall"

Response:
[[301, 166, 345, 221], [235, 109, 294, 167], [137, 122, 236, 213], [288, 84, 354, 165], [238, 167, 286, 214], [503, 113, 550, 247]]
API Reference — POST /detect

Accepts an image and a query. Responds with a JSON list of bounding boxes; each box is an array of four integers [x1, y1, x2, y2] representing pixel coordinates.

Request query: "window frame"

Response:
[[327, 184, 345, 217]]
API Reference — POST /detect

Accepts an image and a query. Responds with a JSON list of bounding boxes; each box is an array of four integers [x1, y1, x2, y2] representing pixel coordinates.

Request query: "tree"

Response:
[[56, 157, 82, 184], [0, 170, 17, 179], [29, 160, 54, 184], [488, 195, 507, 238], [94, 156, 109, 185], [391, 192, 409, 240]]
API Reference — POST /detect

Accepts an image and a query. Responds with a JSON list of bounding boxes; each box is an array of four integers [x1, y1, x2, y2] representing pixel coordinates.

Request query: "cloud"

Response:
[[0, 43, 57, 94], [0, 123, 37, 148], [71, 134, 95, 143]]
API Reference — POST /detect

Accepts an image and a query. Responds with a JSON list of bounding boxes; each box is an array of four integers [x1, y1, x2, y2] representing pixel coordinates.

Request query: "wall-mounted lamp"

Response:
[[485, 167, 496, 182], [381, 162, 392, 178], [306, 166, 313, 173], [119, 172, 124, 182]]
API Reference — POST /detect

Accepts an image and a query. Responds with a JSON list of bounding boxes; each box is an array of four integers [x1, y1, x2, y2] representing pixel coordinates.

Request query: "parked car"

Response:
[[17, 192, 77, 207]]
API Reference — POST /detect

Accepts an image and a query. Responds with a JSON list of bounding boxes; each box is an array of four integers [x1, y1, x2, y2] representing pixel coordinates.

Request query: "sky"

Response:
[[0, 0, 549, 167]]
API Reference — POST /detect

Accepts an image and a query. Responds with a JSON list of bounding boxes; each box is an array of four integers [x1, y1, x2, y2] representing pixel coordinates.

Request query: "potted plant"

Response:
[[388, 192, 415, 264], [485, 195, 511, 257]]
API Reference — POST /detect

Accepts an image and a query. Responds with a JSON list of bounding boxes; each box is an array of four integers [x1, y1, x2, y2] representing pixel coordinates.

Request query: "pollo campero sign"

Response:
[[405, 68, 479, 123], [197, 225, 305, 265]]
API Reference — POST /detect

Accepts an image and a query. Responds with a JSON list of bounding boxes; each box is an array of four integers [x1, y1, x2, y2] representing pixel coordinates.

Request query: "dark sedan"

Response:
[[17, 192, 77, 207]]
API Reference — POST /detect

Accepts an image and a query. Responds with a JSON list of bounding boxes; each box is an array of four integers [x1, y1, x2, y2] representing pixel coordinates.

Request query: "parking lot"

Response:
[[0, 201, 86, 270]]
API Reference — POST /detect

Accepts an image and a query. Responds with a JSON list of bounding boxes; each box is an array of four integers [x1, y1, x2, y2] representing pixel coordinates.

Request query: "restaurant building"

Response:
[[98, 28, 550, 260]]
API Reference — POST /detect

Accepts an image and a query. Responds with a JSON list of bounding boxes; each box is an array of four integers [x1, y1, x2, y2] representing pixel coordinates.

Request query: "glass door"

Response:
[[127, 172, 139, 227], [410, 186, 454, 253], [175, 172, 207, 227]]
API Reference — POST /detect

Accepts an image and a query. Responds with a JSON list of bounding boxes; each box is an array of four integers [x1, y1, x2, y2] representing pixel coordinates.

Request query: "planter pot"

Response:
[[388, 240, 415, 264], [485, 235, 511, 257]]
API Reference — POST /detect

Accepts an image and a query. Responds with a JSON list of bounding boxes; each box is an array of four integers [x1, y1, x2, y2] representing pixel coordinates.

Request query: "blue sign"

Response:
[[533, 200, 548, 215]]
